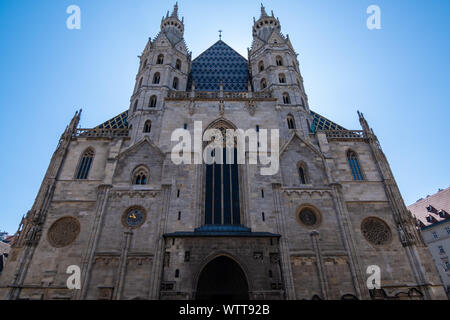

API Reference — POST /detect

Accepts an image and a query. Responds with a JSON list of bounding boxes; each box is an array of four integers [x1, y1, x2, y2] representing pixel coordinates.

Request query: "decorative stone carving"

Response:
[[270, 253, 280, 264], [298, 209, 317, 226], [47, 217, 80, 248], [361, 217, 392, 246], [253, 252, 263, 260]]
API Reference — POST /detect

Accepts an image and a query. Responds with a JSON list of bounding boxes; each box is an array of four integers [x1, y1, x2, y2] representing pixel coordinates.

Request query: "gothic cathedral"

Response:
[[0, 4, 446, 300]]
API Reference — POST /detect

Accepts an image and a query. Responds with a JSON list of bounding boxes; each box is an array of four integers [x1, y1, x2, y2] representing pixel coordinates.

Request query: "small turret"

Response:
[[160, 2, 184, 39]]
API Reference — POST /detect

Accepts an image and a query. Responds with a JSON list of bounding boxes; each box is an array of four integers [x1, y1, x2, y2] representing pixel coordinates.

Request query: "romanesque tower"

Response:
[[129, 2, 191, 143], [249, 5, 311, 140]]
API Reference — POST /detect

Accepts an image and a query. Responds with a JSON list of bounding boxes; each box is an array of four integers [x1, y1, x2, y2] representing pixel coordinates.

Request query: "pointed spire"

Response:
[[260, 3, 268, 17], [171, 2, 179, 18]]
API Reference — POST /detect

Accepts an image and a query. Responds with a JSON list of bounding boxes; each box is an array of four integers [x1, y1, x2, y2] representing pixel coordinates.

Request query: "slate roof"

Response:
[[187, 40, 249, 92], [408, 187, 450, 228]]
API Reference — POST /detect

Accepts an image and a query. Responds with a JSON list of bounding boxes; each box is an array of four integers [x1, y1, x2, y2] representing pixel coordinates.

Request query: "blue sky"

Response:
[[0, 0, 449, 234]]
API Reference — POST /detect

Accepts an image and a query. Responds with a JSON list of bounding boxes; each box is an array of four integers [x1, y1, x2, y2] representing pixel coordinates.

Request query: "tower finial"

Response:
[[171, 2, 179, 18], [261, 3, 268, 17], [218, 30, 223, 40]]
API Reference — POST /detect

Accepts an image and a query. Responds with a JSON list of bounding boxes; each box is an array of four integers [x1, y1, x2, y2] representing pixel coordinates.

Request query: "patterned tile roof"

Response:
[[94, 110, 347, 134], [310, 111, 346, 132], [188, 40, 249, 92], [95, 111, 128, 129]]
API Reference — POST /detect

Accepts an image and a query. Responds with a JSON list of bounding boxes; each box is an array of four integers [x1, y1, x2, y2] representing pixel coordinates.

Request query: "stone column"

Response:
[[78, 184, 112, 300], [148, 184, 172, 299], [310, 231, 329, 299], [114, 231, 133, 300], [271, 183, 296, 299]]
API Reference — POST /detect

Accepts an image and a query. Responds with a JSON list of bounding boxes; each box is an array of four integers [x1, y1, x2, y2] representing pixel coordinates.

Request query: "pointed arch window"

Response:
[[173, 77, 179, 90], [347, 150, 364, 181], [283, 92, 291, 104], [76, 148, 94, 180], [175, 59, 182, 70], [276, 56, 283, 66], [260, 78, 267, 90], [298, 162, 308, 184], [153, 72, 160, 84], [133, 167, 149, 185], [258, 61, 265, 72], [279, 73, 286, 84], [287, 115, 296, 129], [157, 54, 164, 64], [149, 95, 157, 108], [138, 77, 143, 88], [204, 123, 241, 226], [143, 120, 152, 133], [142, 59, 147, 70], [301, 96, 305, 106], [133, 99, 139, 112]]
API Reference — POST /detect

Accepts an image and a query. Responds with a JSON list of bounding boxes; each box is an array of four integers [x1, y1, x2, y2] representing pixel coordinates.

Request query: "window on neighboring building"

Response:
[[153, 72, 160, 84], [347, 150, 364, 181], [149, 95, 157, 108], [143, 120, 152, 133], [282, 92, 291, 104], [157, 54, 164, 64], [287, 114, 296, 129], [76, 148, 94, 180], [439, 246, 446, 255], [445, 227, 450, 235], [432, 232, 439, 240]]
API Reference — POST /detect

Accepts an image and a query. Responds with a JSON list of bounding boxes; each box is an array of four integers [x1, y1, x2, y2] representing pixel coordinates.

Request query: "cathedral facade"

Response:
[[0, 4, 446, 300]]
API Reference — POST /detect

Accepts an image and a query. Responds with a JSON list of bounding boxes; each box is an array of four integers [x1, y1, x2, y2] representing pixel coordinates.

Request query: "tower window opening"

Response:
[[143, 120, 152, 133], [157, 54, 164, 64], [283, 92, 291, 104], [287, 115, 296, 129], [258, 61, 265, 72], [260, 78, 267, 89], [153, 72, 160, 84], [173, 77, 179, 90], [279, 73, 286, 84], [276, 56, 283, 66], [176, 59, 182, 70], [149, 95, 157, 108], [298, 165, 307, 184]]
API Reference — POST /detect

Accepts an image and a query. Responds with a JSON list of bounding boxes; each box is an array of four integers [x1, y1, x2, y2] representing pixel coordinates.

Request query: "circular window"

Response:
[[361, 217, 392, 246], [122, 207, 146, 229], [297, 206, 321, 228], [47, 217, 80, 248]]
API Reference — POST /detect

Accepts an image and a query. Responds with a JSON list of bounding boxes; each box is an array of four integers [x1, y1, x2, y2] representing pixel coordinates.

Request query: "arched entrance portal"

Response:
[[196, 256, 249, 300]]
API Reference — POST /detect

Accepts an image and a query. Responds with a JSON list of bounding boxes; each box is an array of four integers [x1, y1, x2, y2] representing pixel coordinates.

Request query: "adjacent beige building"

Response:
[[409, 187, 450, 297], [0, 4, 446, 300]]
